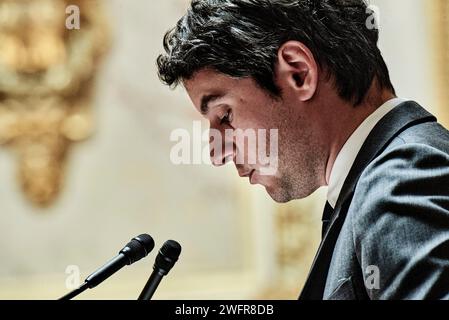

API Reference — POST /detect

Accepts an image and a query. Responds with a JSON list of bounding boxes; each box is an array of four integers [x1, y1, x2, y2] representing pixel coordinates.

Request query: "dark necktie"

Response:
[[321, 201, 335, 239]]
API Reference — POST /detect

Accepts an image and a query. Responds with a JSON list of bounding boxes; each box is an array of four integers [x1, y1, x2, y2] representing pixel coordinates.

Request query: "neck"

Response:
[[323, 85, 396, 185]]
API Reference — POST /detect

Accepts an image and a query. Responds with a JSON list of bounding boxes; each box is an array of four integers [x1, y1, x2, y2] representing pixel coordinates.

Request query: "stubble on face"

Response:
[[266, 107, 326, 203], [184, 69, 326, 203]]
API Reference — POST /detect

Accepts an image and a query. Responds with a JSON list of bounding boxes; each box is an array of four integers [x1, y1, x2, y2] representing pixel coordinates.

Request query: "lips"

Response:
[[238, 170, 252, 178], [238, 169, 257, 184], [249, 170, 256, 184]]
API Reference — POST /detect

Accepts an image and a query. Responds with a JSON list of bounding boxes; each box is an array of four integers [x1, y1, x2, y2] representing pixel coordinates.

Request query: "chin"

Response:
[[260, 176, 292, 203], [264, 178, 317, 203], [265, 186, 292, 204]]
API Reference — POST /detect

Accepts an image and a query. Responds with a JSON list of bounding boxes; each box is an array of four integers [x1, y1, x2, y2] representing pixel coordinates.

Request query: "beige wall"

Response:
[[0, 0, 442, 300], [371, 0, 439, 112]]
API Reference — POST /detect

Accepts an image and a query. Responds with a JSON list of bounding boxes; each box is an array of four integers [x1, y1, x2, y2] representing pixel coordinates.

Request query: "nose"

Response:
[[209, 128, 235, 167]]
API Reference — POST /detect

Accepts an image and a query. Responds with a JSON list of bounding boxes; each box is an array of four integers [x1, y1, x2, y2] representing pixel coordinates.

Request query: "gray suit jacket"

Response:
[[299, 101, 449, 300]]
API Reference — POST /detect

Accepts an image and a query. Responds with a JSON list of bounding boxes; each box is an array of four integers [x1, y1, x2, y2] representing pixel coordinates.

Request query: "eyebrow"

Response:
[[200, 94, 223, 115]]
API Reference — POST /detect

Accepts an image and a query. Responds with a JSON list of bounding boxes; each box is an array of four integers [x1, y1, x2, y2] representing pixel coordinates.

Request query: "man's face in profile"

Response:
[[184, 68, 326, 203], [157, 1, 393, 202]]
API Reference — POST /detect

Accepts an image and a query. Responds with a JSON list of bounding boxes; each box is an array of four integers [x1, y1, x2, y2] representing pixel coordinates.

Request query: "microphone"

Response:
[[60, 234, 155, 300], [138, 240, 181, 300]]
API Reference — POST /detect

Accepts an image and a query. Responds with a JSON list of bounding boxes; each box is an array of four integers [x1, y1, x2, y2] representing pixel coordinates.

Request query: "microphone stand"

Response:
[[60, 282, 89, 300], [138, 270, 164, 300], [137, 240, 182, 300]]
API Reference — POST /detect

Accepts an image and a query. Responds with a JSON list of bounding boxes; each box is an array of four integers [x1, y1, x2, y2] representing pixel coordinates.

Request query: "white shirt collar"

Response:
[[327, 98, 407, 208]]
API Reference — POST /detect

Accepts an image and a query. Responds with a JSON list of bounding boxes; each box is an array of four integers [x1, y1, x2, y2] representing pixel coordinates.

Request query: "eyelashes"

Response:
[[220, 110, 233, 125]]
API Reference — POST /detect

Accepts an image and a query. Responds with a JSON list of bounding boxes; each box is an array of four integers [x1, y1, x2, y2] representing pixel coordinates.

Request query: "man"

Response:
[[157, 0, 449, 300]]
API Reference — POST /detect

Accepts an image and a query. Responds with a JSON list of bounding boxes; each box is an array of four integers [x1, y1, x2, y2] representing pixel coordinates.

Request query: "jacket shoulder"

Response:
[[348, 139, 449, 299]]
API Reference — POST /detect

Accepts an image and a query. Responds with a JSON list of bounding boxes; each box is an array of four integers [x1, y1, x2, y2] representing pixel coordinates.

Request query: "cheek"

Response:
[[236, 100, 282, 131]]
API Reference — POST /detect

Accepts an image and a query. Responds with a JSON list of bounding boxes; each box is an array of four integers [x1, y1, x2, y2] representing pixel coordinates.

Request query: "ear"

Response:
[[275, 41, 318, 101]]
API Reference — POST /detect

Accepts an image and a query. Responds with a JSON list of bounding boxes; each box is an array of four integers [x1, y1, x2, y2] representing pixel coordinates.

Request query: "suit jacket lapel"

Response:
[[299, 101, 437, 300]]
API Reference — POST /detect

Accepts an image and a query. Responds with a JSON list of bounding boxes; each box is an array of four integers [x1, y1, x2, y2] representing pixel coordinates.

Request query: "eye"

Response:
[[220, 110, 233, 125]]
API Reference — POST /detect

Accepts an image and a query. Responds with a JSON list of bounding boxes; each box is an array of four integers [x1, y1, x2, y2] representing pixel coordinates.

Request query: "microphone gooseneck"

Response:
[[60, 234, 155, 300], [138, 240, 182, 300]]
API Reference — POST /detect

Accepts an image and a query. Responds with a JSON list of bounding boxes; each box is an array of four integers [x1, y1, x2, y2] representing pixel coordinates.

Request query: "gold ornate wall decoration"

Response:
[[0, 0, 109, 207], [265, 191, 323, 299]]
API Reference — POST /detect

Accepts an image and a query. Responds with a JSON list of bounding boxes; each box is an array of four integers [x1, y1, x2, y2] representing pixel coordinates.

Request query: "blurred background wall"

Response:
[[0, 0, 447, 299]]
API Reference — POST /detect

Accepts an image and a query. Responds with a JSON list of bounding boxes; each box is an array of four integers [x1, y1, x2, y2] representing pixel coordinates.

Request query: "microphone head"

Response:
[[120, 234, 155, 265], [155, 240, 181, 275]]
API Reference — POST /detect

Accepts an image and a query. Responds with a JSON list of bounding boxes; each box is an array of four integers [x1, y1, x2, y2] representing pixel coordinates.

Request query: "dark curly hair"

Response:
[[157, 0, 395, 106]]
